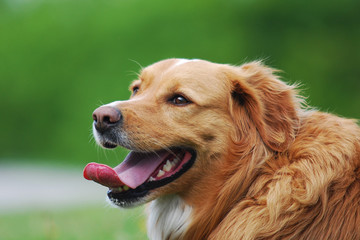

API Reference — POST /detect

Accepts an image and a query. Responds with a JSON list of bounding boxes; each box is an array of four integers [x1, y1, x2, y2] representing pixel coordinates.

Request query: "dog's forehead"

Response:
[[140, 59, 228, 94]]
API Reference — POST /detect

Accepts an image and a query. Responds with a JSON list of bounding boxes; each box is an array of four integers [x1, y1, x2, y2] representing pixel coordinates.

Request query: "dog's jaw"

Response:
[[147, 195, 192, 240]]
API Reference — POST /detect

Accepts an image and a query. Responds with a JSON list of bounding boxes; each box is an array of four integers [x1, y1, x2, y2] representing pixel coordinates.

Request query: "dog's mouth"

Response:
[[83, 147, 196, 207]]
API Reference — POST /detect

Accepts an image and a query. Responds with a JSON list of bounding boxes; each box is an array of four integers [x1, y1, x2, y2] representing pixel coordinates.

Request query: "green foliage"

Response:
[[0, 206, 147, 240], [0, 0, 359, 165]]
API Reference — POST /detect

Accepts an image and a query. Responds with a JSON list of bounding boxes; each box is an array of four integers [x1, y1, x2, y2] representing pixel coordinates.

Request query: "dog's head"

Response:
[[84, 58, 300, 207]]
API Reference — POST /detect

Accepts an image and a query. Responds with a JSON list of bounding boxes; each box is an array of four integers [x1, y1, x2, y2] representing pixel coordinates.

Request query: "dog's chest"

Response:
[[147, 195, 192, 240]]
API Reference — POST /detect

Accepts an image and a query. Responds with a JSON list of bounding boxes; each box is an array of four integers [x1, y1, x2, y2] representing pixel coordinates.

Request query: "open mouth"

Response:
[[83, 147, 196, 207]]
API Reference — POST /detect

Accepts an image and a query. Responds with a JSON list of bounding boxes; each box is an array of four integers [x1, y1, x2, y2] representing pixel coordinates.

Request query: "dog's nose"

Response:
[[92, 106, 122, 133]]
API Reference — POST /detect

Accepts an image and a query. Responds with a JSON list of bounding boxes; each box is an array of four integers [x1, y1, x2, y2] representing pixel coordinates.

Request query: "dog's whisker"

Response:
[[128, 58, 144, 71]]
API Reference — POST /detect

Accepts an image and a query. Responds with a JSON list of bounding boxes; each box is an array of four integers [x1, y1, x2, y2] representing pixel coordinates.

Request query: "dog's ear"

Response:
[[225, 62, 300, 152]]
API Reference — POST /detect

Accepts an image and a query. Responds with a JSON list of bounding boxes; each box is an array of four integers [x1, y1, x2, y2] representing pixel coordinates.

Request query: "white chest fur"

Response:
[[147, 195, 192, 240]]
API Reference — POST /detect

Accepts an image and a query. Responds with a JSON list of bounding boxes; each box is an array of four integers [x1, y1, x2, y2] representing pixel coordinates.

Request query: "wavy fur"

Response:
[[103, 59, 360, 239]]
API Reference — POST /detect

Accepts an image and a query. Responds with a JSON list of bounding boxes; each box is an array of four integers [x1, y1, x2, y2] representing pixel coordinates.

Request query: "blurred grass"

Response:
[[0, 0, 359, 165], [0, 206, 147, 240]]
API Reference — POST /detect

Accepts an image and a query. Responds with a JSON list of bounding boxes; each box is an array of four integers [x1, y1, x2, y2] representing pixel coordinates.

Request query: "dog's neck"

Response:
[[147, 194, 192, 240]]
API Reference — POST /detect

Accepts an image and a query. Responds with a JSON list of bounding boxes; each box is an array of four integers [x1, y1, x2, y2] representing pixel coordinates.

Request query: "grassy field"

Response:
[[0, 206, 147, 240]]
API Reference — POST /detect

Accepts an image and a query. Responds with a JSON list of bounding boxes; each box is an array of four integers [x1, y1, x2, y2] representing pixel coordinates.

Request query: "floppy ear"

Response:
[[225, 61, 300, 152]]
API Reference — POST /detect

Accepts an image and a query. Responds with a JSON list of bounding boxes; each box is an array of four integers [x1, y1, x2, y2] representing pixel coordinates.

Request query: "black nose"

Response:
[[92, 106, 122, 133]]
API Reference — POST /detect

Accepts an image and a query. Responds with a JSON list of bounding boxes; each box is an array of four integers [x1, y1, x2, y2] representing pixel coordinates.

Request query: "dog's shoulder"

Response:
[[147, 195, 192, 240], [292, 111, 360, 164]]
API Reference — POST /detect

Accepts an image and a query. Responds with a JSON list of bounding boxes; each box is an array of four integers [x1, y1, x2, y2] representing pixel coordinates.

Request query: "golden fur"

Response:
[[111, 59, 360, 239]]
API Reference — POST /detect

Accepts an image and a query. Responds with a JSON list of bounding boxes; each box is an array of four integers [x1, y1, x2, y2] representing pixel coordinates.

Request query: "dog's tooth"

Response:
[[163, 165, 171, 172], [149, 176, 155, 181], [123, 185, 129, 191], [157, 170, 165, 177], [167, 159, 173, 166], [163, 160, 172, 172]]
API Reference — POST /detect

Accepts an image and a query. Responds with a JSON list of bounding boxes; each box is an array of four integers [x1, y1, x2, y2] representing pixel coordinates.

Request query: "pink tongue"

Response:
[[83, 150, 170, 189]]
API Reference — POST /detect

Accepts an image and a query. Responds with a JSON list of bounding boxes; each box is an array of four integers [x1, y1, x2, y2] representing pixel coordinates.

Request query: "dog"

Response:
[[84, 59, 360, 239]]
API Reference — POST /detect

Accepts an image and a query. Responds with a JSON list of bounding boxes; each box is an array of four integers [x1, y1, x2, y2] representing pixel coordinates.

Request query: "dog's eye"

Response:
[[170, 95, 191, 106], [132, 86, 139, 95]]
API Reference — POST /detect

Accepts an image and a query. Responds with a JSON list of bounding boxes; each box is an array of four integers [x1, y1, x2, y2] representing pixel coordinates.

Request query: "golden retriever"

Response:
[[84, 59, 360, 239]]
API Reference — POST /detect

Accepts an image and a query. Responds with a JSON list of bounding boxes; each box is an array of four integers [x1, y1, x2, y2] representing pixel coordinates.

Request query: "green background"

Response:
[[1, 0, 359, 166]]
